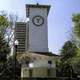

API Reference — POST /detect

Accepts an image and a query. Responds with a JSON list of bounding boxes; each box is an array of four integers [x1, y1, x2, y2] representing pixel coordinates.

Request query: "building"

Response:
[[15, 3, 60, 78]]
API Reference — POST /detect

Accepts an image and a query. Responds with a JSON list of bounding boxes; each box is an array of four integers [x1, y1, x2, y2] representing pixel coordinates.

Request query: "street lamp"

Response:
[[48, 60, 52, 77], [14, 40, 19, 80]]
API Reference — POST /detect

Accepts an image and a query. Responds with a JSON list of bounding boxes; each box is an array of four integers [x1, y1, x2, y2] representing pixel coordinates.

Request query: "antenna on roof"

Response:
[[37, 3, 39, 5], [36, 0, 40, 5]]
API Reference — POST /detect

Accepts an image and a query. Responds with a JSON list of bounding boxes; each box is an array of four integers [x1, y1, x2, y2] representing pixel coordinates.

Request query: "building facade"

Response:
[[15, 4, 59, 78]]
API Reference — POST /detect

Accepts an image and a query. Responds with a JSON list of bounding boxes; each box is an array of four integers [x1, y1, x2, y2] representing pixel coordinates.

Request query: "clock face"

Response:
[[32, 15, 44, 26]]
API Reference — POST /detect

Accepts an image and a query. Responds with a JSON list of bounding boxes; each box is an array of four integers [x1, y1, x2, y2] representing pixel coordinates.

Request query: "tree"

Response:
[[72, 13, 80, 74], [0, 11, 21, 80], [0, 34, 10, 61], [72, 14, 80, 38], [60, 41, 77, 77], [0, 34, 10, 78], [0, 11, 19, 49], [0, 12, 11, 79], [0, 12, 10, 60], [0, 12, 9, 37], [0, 11, 25, 79], [71, 44, 80, 75], [61, 41, 77, 60]]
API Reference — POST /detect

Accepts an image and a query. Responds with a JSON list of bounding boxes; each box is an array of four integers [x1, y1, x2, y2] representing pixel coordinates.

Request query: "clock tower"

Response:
[[26, 4, 50, 52]]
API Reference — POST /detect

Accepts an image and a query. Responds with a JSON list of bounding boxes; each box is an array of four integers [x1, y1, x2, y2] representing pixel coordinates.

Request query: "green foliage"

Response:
[[0, 12, 10, 79], [72, 14, 80, 37], [61, 41, 77, 60], [0, 15, 9, 36], [59, 41, 77, 77], [0, 15, 9, 27], [0, 32, 10, 63], [0, 57, 21, 80], [0, 12, 10, 59], [71, 48, 80, 73], [72, 14, 80, 23], [56, 13, 80, 77], [72, 13, 80, 74]]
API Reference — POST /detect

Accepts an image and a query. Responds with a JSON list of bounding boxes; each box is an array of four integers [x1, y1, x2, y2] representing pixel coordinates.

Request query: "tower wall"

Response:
[[26, 4, 50, 52]]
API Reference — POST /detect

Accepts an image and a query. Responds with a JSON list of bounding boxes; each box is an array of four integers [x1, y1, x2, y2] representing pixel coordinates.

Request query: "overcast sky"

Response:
[[0, 0, 80, 54]]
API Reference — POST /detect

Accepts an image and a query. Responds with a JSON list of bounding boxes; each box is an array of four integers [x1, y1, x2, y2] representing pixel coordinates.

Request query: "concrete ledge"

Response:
[[21, 77, 78, 80]]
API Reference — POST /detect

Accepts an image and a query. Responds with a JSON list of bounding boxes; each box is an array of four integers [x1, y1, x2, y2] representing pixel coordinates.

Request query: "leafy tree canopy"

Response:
[[0, 14, 10, 43], [0, 12, 10, 61], [0, 34, 10, 60], [72, 14, 80, 38], [61, 41, 77, 60], [60, 41, 78, 77], [0, 15, 9, 27]]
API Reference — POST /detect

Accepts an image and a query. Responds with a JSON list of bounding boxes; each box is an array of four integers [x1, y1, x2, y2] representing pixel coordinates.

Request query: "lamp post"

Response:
[[14, 40, 19, 80], [48, 60, 52, 77]]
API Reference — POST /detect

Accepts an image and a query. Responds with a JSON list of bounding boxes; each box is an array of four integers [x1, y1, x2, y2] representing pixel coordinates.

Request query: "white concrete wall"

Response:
[[30, 60, 55, 68], [28, 7, 48, 52], [21, 67, 56, 78]]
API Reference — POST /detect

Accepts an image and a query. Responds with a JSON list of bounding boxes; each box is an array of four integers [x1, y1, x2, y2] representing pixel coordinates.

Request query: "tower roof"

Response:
[[26, 4, 50, 15]]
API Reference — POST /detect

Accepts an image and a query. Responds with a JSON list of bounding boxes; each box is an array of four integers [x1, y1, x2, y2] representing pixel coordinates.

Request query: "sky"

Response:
[[0, 0, 80, 54]]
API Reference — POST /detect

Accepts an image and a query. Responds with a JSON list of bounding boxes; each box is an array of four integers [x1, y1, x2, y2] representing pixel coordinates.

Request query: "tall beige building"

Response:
[[26, 4, 50, 52]]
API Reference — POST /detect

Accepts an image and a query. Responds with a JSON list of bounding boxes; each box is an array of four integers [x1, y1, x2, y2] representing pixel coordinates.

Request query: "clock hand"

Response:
[[36, 18, 40, 23]]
